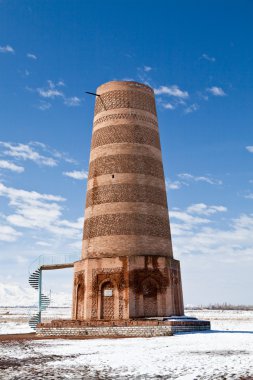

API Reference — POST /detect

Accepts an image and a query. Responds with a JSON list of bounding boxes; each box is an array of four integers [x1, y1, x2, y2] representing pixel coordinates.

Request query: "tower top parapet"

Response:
[[96, 80, 154, 95]]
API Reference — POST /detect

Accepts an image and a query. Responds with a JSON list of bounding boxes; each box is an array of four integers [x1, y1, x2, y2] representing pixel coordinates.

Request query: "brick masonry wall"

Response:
[[85, 184, 168, 208], [73, 81, 185, 320], [83, 213, 171, 239], [93, 112, 158, 129], [36, 319, 210, 337], [91, 124, 161, 149], [88, 154, 164, 179], [89, 143, 162, 162], [37, 325, 173, 337], [94, 89, 157, 116], [82, 80, 174, 261]]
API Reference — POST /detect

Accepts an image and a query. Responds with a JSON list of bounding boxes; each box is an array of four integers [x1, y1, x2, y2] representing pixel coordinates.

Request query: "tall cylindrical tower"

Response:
[[84, 81, 172, 258], [72, 81, 184, 320]]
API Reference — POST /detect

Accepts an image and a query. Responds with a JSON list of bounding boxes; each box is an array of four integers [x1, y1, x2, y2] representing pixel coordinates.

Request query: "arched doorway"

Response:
[[142, 278, 158, 317], [76, 283, 84, 320], [101, 281, 115, 320]]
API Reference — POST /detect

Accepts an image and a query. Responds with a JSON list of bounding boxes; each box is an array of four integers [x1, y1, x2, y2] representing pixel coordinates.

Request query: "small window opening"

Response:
[[112, 174, 114, 178]]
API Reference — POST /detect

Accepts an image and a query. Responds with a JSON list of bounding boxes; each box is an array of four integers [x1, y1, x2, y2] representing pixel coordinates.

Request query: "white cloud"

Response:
[[170, 206, 253, 262], [143, 66, 152, 72], [0, 225, 22, 242], [34, 80, 82, 109], [0, 45, 14, 54], [154, 85, 189, 98], [36, 101, 51, 111], [187, 203, 227, 215], [244, 193, 253, 200], [0, 182, 65, 203], [27, 53, 37, 60], [0, 141, 76, 167], [166, 179, 182, 190], [36, 241, 52, 247], [37, 88, 64, 99], [63, 170, 88, 180], [0, 160, 24, 173], [64, 97, 81, 107], [0, 142, 57, 166], [178, 173, 222, 185], [170, 210, 210, 226], [36, 80, 65, 99], [207, 86, 226, 96], [30, 142, 77, 164], [0, 182, 83, 240], [162, 102, 175, 110], [184, 103, 199, 114], [201, 53, 216, 62], [166, 174, 222, 191], [246, 146, 253, 153]]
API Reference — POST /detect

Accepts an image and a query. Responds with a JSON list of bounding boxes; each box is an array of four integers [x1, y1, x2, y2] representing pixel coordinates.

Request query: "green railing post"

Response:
[[38, 269, 42, 323]]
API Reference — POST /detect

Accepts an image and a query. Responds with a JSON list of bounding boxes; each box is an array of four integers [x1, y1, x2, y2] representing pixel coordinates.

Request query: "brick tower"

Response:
[[72, 81, 184, 320]]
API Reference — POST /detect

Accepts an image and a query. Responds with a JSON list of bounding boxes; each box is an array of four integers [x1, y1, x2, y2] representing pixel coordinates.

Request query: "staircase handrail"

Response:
[[28, 252, 80, 273]]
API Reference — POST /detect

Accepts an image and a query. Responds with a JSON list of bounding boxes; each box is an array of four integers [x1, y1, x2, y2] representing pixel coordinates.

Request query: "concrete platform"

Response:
[[36, 317, 210, 337]]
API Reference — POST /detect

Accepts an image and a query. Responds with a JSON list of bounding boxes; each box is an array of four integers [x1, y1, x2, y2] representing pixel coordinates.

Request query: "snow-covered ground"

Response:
[[0, 309, 253, 379], [0, 306, 71, 334]]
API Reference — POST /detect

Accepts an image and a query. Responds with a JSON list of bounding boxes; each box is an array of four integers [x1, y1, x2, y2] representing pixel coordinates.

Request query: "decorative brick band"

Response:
[[84, 202, 169, 219], [91, 124, 161, 150], [97, 81, 154, 96], [93, 112, 158, 128], [85, 184, 168, 208], [83, 213, 170, 240], [87, 173, 166, 191], [82, 236, 173, 258], [90, 144, 162, 163], [94, 90, 156, 116], [88, 154, 164, 179]]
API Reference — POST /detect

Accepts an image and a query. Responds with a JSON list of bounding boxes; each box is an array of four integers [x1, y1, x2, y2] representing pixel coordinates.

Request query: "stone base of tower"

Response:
[[72, 255, 184, 321], [36, 318, 210, 337]]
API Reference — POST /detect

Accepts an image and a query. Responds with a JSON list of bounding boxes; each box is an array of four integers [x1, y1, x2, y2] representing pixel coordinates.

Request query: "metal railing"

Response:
[[29, 252, 81, 273], [28, 252, 80, 329]]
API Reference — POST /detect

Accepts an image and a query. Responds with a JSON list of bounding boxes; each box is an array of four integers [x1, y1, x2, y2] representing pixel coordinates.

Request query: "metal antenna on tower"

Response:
[[85, 91, 107, 110]]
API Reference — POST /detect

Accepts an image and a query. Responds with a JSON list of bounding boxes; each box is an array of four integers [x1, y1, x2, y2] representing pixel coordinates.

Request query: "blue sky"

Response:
[[0, 0, 252, 305]]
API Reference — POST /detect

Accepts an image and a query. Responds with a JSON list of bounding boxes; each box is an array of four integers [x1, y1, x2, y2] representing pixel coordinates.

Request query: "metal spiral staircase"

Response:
[[28, 253, 80, 330]]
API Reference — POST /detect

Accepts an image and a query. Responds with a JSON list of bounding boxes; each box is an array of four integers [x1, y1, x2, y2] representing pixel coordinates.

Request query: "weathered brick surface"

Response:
[[83, 213, 170, 239], [36, 319, 210, 337], [82, 236, 173, 258], [93, 112, 158, 129], [90, 143, 162, 162], [88, 154, 164, 179], [36, 326, 173, 337], [94, 90, 156, 116], [91, 124, 161, 150], [71, 81, 185, 322], [87, 173, 166, 191], [84, 202, 169, 219], [85, 184, 168, 208]]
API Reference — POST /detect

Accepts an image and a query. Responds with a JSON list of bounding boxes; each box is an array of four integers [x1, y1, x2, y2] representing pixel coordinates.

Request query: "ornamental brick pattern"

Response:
[[91, 124, 161, 150], [83, 213, 171, 239], [93, 112, 158, 129], [85, 184, 168, 208], [88, 154, 164, 179], [72, 81, 184, 321], [94, 90, 157, 116]]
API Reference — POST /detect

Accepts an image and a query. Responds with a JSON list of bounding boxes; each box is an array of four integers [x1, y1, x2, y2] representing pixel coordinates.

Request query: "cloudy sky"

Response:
[[0, 0, 252, 305]]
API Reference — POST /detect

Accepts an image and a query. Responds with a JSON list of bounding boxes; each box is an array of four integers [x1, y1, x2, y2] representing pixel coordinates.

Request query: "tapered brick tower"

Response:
[[72, 81, 184, 320]]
